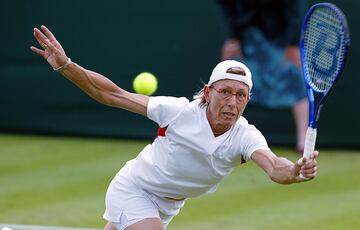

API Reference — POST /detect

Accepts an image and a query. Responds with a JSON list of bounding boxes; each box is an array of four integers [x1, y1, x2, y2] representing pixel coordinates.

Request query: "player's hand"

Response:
[[294, 150, 319, 182], [30, 25, 68, 70], [221, 38, 244, 61]]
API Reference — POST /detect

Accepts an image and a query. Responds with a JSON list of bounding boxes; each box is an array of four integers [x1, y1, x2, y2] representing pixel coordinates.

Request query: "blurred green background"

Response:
[[0, 0, 359, 146]]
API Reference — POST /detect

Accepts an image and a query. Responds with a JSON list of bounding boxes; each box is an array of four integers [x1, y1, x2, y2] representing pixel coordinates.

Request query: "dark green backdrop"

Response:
[[1, 0, 359, 147]]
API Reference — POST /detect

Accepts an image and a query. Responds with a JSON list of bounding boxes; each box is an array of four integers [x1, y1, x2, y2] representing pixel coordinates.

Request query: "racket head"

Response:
[[300, 3, 350, 93]]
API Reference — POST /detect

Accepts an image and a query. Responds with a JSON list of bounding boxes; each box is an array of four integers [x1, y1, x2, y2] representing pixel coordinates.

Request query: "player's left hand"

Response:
[[294, 150, 319, 182]]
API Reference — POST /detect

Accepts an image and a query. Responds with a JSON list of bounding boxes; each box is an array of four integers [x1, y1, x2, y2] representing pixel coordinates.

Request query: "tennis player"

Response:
[[31, 25, 319, 230]]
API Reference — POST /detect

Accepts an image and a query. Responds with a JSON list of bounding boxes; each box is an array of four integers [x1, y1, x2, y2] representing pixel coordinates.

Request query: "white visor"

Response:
[[208, 60, 252, 91]]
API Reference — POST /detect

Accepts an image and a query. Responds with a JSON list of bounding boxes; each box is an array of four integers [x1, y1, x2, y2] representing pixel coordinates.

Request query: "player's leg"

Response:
[[125, 218, 163, 230], [105, 218, 163, 230], [104, 222, 117, 230], [292, 98, 309, 154]]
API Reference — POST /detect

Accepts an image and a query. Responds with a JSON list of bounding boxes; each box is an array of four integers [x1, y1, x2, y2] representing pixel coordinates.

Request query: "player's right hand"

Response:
[[30, 25, 68, 70]]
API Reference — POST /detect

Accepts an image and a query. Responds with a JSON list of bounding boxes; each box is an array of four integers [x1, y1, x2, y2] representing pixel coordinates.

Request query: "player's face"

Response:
[[205, 80, 250, 136]]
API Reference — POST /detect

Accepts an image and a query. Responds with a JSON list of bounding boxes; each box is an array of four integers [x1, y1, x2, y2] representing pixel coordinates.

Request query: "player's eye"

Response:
[[237, 92, 246, 100], [221, 89, 231, 96]]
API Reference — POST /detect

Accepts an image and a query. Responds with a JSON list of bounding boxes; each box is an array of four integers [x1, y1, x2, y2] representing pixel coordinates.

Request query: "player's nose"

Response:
[[226, 94, 237, 106]]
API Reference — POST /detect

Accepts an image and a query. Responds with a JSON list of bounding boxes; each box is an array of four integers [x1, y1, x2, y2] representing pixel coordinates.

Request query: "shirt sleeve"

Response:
[[241, 125, 270, 161], [147, 96, 189, 128]]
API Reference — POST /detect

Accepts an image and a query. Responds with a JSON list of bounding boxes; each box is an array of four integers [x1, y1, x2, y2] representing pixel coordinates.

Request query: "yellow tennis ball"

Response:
[[133, 72, 158, 95]]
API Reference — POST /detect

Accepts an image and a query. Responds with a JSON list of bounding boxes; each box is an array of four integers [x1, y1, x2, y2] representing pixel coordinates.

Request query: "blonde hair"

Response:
[[193, 85, 207, 108]]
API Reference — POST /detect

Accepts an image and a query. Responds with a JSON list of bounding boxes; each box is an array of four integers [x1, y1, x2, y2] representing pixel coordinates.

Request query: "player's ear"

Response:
[[204, 84, 211, 103]]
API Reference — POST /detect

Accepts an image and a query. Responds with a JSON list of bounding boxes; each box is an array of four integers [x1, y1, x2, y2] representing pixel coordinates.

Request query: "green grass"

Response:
[[1, 134, 360, 229]]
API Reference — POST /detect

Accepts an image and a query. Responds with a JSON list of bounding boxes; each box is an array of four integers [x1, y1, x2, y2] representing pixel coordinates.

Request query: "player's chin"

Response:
[[221, 113, 238, 125]]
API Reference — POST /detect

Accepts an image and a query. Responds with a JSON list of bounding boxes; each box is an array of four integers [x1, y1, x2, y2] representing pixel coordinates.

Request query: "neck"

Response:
[[212, 126, 230, 137]]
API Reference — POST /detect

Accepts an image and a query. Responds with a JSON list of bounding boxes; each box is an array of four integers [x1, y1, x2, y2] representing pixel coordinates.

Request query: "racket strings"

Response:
[[303, 7, 346, 92]]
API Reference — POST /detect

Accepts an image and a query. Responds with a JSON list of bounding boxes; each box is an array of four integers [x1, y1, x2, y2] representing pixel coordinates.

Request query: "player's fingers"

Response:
[[33, 33, 45, 49], [34, 28, 50, 47], [303, 158, 317, 170], [33, 33, 46, 50], [43, 38, 57, 52], [296, 157, 306, 167], [294, 158, 307, 177], [40, 25, 66, 54], [296, 174, 310, 182], [311, 150, 319, 159], [295, 157, 318, 182], [301, 163, 317, 177], [301, 171, 317, 179], [34, 27, 46, 40], [30, 46, 45, 57], [301, 166, 317, 175], [41, 25, 62, 48], [41, 25, 56, 41], [298, 157, 305, 165]]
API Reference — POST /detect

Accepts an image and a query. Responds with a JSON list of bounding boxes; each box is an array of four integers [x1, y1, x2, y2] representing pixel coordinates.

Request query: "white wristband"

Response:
[[53, 58, 72, 72]]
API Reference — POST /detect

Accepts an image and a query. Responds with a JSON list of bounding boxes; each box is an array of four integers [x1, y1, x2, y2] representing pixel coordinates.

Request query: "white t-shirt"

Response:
[[119, 96, 270, 199]]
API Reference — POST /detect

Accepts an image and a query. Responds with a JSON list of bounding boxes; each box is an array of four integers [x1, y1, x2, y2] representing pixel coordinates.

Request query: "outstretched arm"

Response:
[[30, 25, 148, 116], [251, 149, 318, 184]]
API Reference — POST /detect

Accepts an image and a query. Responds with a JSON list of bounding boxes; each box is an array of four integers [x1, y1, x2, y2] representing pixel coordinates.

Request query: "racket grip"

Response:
[[303, 127, 317, 159]]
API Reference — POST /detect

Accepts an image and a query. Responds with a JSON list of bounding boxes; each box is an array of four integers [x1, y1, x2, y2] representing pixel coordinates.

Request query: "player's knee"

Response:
[[126, 218, 163, 230], [104, 222, 117, 230]]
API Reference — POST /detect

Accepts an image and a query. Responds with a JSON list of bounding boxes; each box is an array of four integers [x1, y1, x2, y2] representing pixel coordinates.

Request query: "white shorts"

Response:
[[103, 162, 185, 230]]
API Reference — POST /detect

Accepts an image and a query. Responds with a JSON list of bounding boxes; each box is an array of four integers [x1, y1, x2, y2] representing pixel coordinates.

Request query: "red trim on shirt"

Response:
[[157, 127, 167, 137], [153, 127, 167, 143]]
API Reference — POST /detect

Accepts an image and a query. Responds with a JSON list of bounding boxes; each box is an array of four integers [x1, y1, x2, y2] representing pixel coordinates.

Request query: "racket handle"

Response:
[[303, 127, 317, 159]]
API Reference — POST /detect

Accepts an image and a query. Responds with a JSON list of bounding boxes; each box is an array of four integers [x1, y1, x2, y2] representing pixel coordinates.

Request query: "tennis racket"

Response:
[[300, 3, 350, 161]]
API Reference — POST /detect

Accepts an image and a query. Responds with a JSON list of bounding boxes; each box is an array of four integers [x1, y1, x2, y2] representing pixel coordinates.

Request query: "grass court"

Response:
[[1, 134, 359, 230]]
